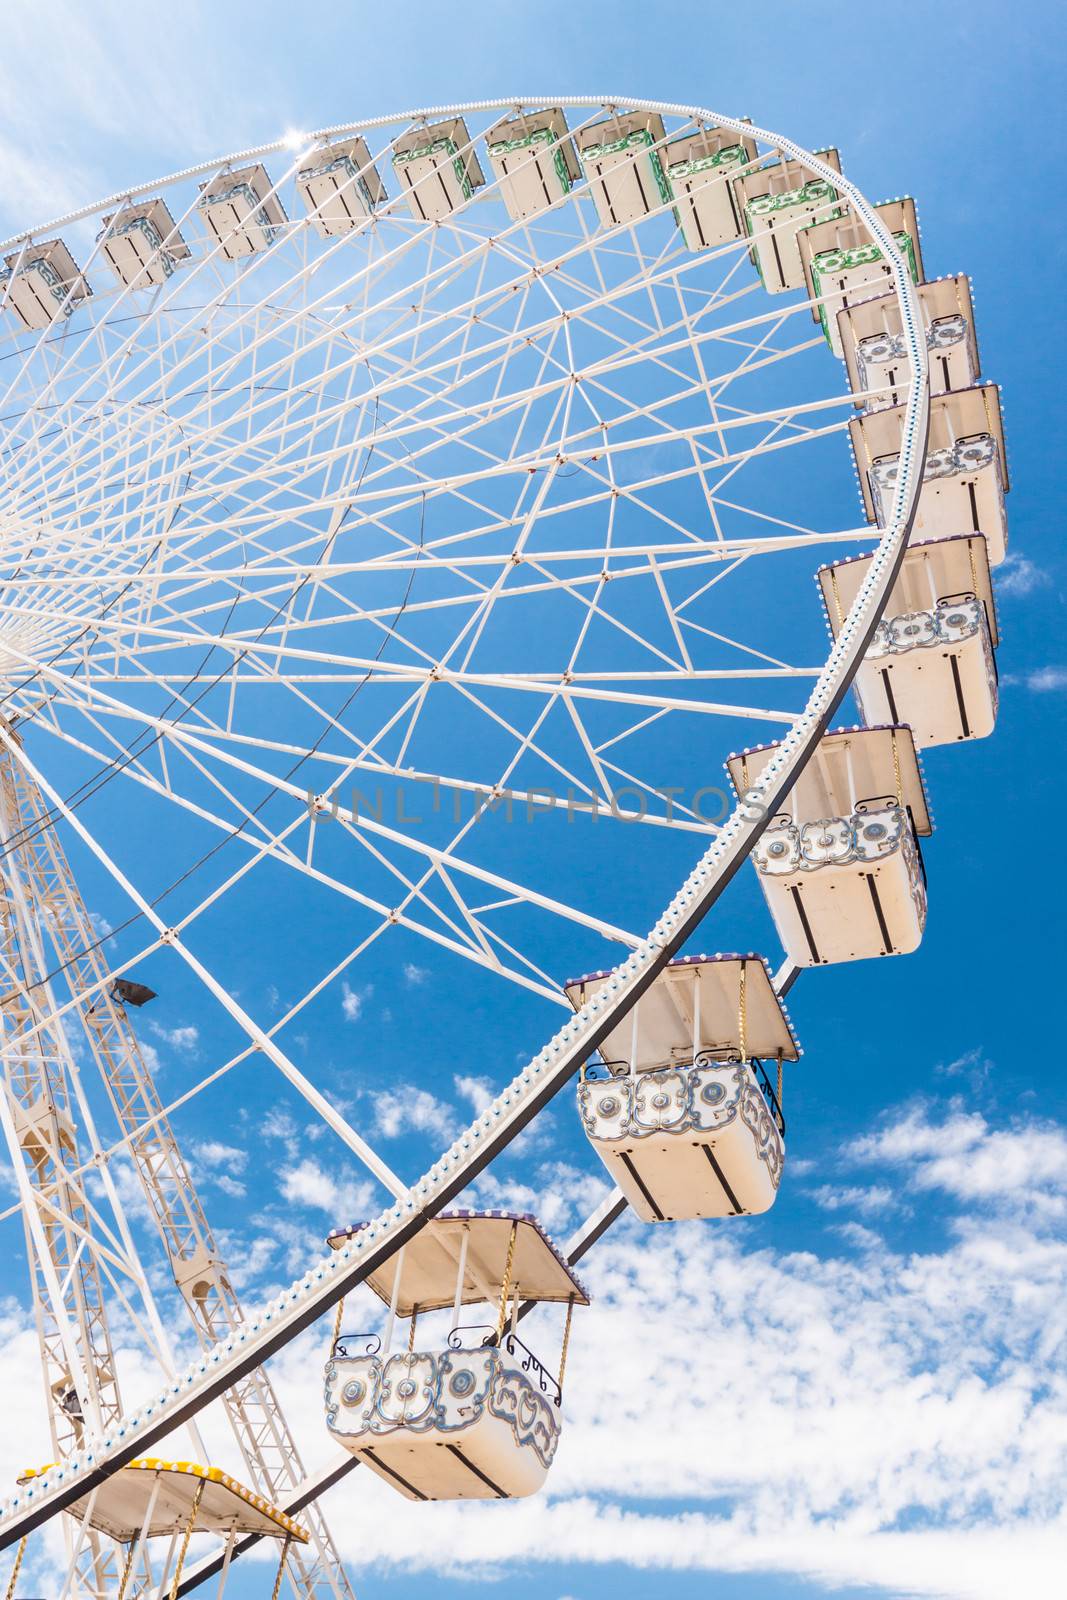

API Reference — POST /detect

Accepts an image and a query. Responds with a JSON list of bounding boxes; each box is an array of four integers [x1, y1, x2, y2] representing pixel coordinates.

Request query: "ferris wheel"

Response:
[[0, 96, 1006, 1597]]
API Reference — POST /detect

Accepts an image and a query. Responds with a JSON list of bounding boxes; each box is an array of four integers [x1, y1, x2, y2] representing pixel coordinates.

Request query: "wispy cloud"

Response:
[[807, 1182, 896, 1216], [149, 1020, 199, 1053], [278, 1158, 375, 1219], [374, 1088, 456, 1141], [461, 1160, 610, 1236], [454, 1073, 547, 1157], [1021, 667, 1067, 693], [137, 1039, 163, 1075], [193, 1140, 247, 1171], [0, 1, 286, 238], [260, 1107, 299, 1161], [996, 551, 1050, 599], [831, 1219, 884, 1251], [88, 910, 116, 949], [454, 1073, 494, 1115], [935, 1046, 993, 1088], [191, 1139, 248, 1198], [268, 1100, 1067, 1600], [341, 982, 366, 1022], [214, 1174, 247, 1200], [850, 1104, 1067, 1217]]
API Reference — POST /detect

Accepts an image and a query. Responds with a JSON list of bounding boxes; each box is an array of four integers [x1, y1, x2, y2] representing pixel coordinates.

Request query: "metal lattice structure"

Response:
[[0, 733, 352, 1598]]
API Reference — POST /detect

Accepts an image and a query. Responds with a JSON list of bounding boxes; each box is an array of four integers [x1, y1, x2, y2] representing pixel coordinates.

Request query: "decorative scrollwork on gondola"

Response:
[[868, 597, 984, 658], [447, 1322, 498, 1351], [753, 803, 910, 875], [578, 1058, 783, 1181], [858, 311, 966, 371], [499, 1330, 562, 1408], [869, 432, 1000, 523], [324, 1339, 561, 1463], [332, 1331, 382, 1360]]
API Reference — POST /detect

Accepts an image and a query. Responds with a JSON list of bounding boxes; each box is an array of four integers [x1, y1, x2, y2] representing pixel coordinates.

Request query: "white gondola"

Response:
[[0, 240, 90, 330], [733, 148, 842, 292], [818, 535, 998, 746], [18, 1458, 307, 1596], [575, 110, 672, 229], [798, 197, 924, 355], [726, 727, 932, 967], [664, 123, 757, 250], [324, 1211, 586, 1501], [391, 118, 485, 222], [839, 274, 979, 411], [485, 108, 581, 222], [295, 138, 386, 236], [97, 199, 191, 289], [198, 165, 287, 259], [850, 382, 1009, 564], [566, 954, 796, 1223]]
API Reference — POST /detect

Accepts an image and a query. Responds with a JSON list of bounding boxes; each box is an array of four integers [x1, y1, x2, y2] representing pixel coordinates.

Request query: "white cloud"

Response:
[[831, 1220, 884, 1251], [403, 962, 429, 986], [460, 1161, 611, 1238], [250, 1217, 339, 1287], [374, 1088, 456, 1141], [6, 1097, 1067, 1600], [193, 1140, 247, 1172], [279, 1158, 375, 1220], [214, 1174, 247, 1200], [935, 1046, 993, 1085], [265, 1107, 1067, 1600], [996, 551, 1049, 598], [341, 983, 363, 1022], [102, 1153, 163, 1231], [138, 1039, 164, 1076], [61, 1014, 87, 1064], [215, 1230, 280, 1295], [88, 909, 116, 948], [849, 1104, 988, 1165], [260, 1107, 299, 1161], [849, 1105, 1067, 1215], [150, 1021, 199, 1052], [454, 1073, 494, 1115], [1023, 667, 1067, 693], [807, 1182, 896, 1215]]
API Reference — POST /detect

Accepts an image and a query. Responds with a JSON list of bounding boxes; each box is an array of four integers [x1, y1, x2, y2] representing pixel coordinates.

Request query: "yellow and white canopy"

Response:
[[18, 1459, 309, 1545]]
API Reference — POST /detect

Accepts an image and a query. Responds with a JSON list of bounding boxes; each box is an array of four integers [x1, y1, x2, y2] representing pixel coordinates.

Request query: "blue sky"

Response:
[[0, 4, 1064, 1599]]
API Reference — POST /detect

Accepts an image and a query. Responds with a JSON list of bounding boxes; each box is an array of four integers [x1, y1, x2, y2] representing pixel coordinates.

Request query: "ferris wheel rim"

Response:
[[0, 98, 931, 1550], [0, 95, 904, 999], [1, 95, 891, 248]]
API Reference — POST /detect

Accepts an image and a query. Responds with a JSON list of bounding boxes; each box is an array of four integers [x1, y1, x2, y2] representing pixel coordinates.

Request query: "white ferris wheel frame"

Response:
[[0, 95, 930, 1550]]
